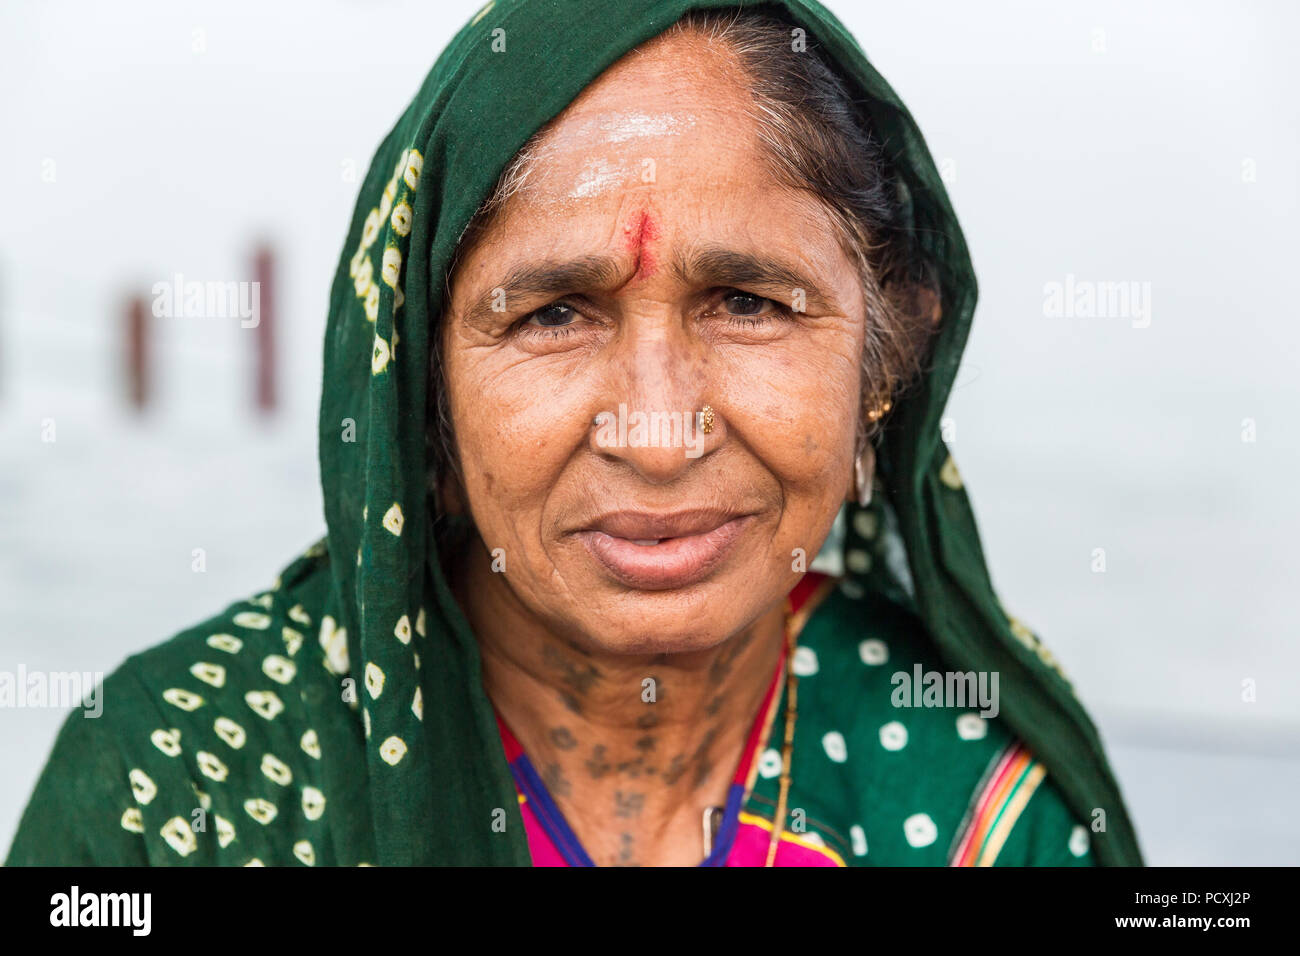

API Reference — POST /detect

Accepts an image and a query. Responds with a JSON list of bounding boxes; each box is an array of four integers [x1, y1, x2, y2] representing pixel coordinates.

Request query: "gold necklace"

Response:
[[763, 605, 799, 867]]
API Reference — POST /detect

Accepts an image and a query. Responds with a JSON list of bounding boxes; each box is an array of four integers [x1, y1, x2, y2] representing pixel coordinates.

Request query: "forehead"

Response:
[[453, 29, 850, 284], [511, 36, 765, 209]]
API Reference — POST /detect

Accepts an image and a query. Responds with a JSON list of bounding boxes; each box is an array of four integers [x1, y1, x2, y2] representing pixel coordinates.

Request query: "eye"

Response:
[[722, 290, 769, 316], [525, 302, 577, 327]]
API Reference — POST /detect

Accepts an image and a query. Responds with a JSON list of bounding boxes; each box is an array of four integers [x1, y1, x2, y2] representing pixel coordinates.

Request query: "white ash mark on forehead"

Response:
[[569, 159, 628, 199], [585, 111, 698, 143]]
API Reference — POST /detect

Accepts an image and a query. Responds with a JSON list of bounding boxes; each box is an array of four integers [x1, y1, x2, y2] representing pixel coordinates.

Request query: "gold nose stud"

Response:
[[700, 405, 715, 434]]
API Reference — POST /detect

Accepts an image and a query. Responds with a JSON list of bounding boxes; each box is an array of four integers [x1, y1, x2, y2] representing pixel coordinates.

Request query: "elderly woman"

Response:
[[8, 0, 1141, 867]]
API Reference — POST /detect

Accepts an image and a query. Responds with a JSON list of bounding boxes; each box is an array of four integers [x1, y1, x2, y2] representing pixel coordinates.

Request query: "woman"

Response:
[[7, 0, 1142, 866]]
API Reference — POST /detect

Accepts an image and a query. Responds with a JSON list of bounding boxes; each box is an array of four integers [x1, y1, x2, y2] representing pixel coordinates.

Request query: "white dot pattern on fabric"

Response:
[[163, 688, 204, 711], [233, 611, 272, 631], [853, 510, 878, 539], [822, 731, 848, 763], [381, 248, 402, 288], [858, 639, 889, 666], [394, 614, 412, 644], [281, 627, 304, 656], [319, 616, 350, 676], [301, 729, 322, 759], [879, 721, 908, 751], [120, 808, 144, 833], [190, 662, 226, 688], [215, 814, 236, 848], [161, 817, 198, 857], [850, 824, 868, 857], [1069, 824, 1090, 857], [244, 798, 277, 825], [197, 751, 229, 782], [792, 646, 819, 677], [956, 713, 988, 740], [261, 753, 292, 787], [262, 655, 297, 684], [129, 769, 157, 805], [207, 634, 243, 654], [215, 717, 247, 749], [151, 728, 182, 757], [403, 150, 423, 190], [294, 840, 317, 866], [302, 787, 326, 821], [372, 335, 391, 375], [940, 454, 962, 489], [846, 549, 872, 574], [379, 735, 407, 766], [758, 748, 782, 779], [839, 578, 865, 600], [382, 503, 404, 537], [365, 662, 385, 699], [245, 690, 284, 721], [903, 812, 938, 848], [411, 687, 423, 721]]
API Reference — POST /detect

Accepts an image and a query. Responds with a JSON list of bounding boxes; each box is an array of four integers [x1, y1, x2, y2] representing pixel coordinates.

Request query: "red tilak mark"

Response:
[[623, 209, 660, 280]]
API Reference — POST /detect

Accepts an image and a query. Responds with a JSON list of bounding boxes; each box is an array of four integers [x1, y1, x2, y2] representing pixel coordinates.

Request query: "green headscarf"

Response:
[[316, 0, 1142, 866]]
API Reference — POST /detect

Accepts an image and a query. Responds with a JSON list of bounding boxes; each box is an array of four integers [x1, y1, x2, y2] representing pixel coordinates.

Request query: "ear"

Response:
[[917, 283, 943, 326]]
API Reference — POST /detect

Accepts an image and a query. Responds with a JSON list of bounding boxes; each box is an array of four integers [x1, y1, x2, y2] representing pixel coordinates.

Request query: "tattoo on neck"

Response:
[[542, 762, 571, 798], [614, 791, 645, 818], [586, 744, 611, 779], [549, 726, 578, 750]]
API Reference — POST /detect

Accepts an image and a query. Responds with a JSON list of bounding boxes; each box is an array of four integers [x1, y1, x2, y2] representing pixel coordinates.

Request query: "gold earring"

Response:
[[866, 399, 892, 423], [700, 405, 715, 434]]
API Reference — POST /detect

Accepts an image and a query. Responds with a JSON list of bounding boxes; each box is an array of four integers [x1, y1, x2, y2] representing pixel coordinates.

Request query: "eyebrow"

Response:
[[670, 245, 837, 314], [460, 256, 626, 330], [458, 245, 837, 329]]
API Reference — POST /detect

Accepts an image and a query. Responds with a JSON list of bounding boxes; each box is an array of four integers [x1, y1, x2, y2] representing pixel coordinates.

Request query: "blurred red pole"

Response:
[[126, 294, 148, 410], [253, 243, 276, 414]]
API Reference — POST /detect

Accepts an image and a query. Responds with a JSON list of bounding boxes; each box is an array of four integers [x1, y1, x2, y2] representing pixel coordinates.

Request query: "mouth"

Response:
[[574, 509, 754, 591]]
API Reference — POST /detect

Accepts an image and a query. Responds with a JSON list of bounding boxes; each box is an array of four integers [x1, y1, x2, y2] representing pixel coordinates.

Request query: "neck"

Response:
[[452, 537, 787, 866]]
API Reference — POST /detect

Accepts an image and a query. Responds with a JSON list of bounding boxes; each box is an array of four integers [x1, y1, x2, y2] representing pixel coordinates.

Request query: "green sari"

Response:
[[6, 0, 1142, 867]]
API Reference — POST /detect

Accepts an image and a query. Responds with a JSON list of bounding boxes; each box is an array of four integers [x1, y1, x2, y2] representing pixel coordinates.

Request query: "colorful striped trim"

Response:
[[947, 741, 1048, 867]]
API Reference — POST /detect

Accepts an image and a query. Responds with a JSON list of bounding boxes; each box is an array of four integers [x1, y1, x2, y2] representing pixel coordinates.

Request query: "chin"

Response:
[[560, 569, 780, 657]]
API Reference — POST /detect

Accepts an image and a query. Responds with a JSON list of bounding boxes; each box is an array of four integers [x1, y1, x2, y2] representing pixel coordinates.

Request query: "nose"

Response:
[[589, 320, 720, 483]]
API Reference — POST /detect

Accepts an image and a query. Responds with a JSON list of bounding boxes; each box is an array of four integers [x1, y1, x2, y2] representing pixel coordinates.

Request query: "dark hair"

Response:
[[429, 5, 939, 498]]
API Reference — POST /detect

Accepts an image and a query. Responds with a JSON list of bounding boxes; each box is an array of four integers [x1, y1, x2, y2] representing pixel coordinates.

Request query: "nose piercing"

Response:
[[699, 405, 715, 434]]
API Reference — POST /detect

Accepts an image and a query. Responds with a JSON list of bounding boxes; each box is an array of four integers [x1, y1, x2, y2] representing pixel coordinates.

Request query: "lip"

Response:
[[574, 509, 753, 591]]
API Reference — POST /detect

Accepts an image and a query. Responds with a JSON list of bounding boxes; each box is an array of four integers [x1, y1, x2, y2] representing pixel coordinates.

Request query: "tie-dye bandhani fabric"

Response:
[[6, 0, 1141, 866]]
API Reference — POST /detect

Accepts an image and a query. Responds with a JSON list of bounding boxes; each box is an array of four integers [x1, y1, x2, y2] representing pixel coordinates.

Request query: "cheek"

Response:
[[443, 337, 589, 525], [719, 334, 861, 487]]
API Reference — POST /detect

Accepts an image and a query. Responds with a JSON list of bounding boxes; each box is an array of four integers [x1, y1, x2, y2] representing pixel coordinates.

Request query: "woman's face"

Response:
[[441, 31, 866, 654]]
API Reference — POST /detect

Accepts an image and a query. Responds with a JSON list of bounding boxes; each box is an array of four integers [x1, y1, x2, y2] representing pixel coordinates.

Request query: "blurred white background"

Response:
[[1, 0, 1296, 864]]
